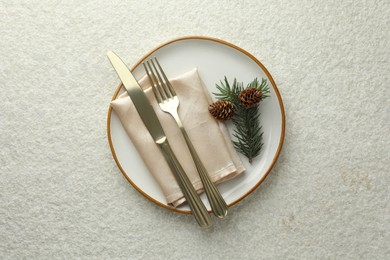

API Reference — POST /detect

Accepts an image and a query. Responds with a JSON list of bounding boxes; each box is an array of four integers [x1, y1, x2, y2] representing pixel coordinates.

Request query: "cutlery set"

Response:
[[107, 51, 227, 227]]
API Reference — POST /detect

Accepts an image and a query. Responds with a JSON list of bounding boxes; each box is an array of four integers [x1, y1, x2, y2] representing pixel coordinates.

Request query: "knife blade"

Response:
[[107, 51, 211, 227]]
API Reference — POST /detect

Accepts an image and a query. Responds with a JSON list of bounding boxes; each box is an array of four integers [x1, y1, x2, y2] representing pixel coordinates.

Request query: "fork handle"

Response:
[[179, 126, 228, 218], [157, 137, 212, 227]]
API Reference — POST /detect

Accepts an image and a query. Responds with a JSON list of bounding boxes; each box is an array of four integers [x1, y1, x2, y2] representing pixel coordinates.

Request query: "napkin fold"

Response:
[[110, 68, 245, 207]]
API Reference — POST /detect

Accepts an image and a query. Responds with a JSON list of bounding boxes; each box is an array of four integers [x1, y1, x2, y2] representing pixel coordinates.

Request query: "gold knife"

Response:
[[107, 51, 212, 227]]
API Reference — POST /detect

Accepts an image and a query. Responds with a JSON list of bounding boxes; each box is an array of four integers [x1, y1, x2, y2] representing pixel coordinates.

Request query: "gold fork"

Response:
[[143, 58, 228, 218]]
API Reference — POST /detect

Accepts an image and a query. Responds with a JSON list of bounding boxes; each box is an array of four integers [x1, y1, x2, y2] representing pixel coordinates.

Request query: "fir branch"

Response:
[[232, 105, 263, 163], [213, 77, 243, 104], [212, 77, 270, 163]]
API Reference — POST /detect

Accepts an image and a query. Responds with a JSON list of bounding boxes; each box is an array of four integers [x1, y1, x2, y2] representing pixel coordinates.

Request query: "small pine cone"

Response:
[[208, 101, 234, 121], [238, 88, 263, 108]]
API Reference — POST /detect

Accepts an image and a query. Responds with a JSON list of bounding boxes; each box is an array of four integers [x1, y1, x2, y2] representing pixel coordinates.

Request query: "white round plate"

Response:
[[108, 36, 285, 213]]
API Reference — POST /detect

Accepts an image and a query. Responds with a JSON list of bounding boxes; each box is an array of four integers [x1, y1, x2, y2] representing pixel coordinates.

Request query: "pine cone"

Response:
[[208, 101, 234, 121], [238, 88, 263, 108]]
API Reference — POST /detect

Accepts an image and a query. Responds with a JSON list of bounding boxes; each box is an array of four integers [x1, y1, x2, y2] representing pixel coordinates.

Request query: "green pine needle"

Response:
[[213, 77, 270, 163], [232, 105, 263, 163], [213, 76, 243, 104]]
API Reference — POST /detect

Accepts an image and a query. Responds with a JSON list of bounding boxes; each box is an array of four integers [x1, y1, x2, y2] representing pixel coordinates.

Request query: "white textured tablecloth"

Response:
[[1, 0, 389, 259]]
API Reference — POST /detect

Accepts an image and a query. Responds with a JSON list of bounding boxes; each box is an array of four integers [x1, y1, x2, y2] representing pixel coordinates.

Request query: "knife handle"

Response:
[[157, 137, 212, 228]]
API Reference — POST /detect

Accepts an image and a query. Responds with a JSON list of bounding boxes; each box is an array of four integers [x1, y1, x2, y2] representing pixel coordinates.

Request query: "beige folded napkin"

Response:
[[110, 68, 245, 207]]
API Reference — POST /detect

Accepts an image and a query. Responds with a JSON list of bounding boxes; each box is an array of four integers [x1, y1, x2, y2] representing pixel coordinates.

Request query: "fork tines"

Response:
[[143, 58, 176, 102]]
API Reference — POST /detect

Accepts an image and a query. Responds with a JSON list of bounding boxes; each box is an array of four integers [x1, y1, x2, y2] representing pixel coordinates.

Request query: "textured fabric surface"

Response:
[[1, 0, 389, 259]]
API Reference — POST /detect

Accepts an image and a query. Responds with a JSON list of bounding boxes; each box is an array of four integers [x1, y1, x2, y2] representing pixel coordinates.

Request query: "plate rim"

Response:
[[107, 35, 286, 214]]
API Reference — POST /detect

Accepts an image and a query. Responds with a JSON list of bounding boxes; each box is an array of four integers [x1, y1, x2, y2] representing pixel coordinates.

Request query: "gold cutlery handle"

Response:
[[157, 137, 212, 227], [179, 127, 228, 218], [142, 57, 227, 218]]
